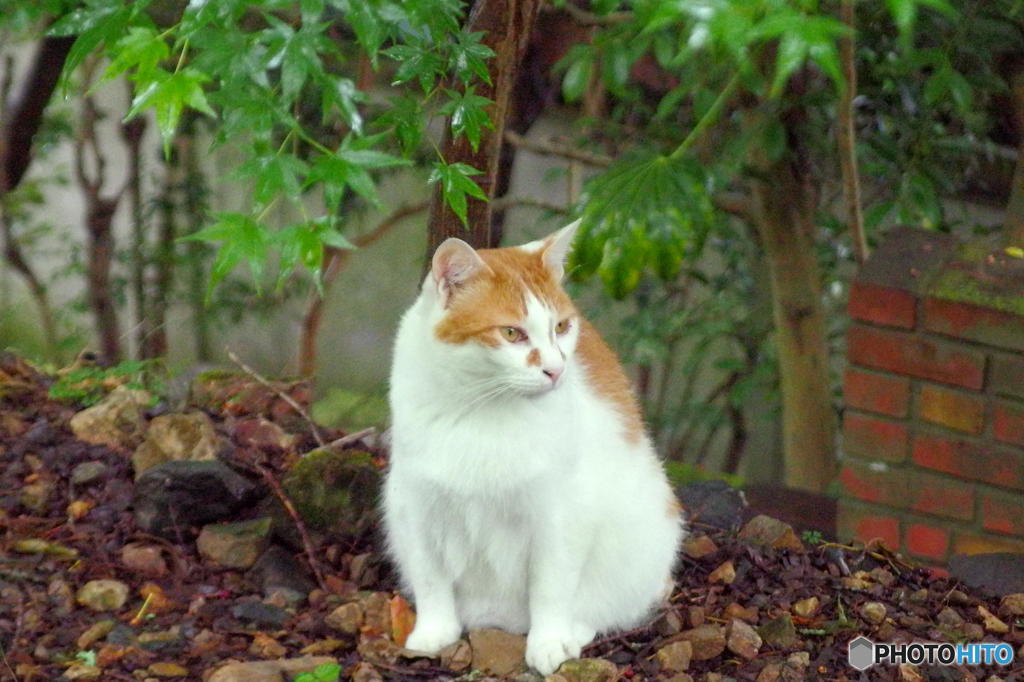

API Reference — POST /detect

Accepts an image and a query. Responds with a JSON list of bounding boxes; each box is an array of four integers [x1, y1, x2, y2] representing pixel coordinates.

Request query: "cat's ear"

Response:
[[541, 219, 581, 280], [431, 238, 487, 306]]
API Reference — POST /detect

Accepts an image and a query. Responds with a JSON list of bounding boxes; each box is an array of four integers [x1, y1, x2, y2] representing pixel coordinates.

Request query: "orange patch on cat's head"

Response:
[[434, 245, 575, 346]]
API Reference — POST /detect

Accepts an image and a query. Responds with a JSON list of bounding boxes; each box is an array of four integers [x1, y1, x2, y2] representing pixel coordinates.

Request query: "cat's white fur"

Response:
[[384, 223, 684, 675]]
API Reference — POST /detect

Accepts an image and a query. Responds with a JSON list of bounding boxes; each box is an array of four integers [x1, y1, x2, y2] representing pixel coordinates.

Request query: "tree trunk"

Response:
[[180, 118, 212, 362], [146, 143, 181, 359], [751, 158, 836, 493], [121, 114, 148, 359], [85, 199, 122, 362], [424, 0, 541, 259]]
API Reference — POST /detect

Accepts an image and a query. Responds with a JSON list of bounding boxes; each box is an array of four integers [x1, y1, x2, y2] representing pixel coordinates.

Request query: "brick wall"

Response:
[[838, 228, 1024, 567]]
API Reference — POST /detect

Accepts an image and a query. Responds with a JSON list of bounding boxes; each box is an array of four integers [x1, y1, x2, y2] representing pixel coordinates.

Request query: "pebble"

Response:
[[121, 543, 168, 576], [656, 640, 693, 672], [148, 662, 190, 677], [468, 628, 527, 676], [325, 601, 364, 635], [978, 605, 1009, 633], [231, 600, 290, 628], [708, 560, 736, 585], [860, 601, 887, 624], [76, 580, 130, 612], [1001, 593, 1024, 616], [792, 596, 820, 618], [438, 640, 472, 672], [677, 624, 726, 661], [71, 461, 109, 486], [555, 657, 619, 682], [726, 618, 762, 659], [77, 620, 116, 649]]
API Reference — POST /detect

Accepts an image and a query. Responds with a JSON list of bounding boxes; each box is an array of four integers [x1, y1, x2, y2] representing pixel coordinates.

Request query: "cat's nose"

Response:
[[543, 366, 563, 383]]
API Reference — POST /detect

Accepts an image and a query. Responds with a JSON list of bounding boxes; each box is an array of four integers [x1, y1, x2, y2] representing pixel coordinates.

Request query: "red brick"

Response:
[[912, 434, 1024, 491], [924, 297, 1024, 353], [836, 503, 901, 549], [980, 490, 1024, 536], [847, 325, 985, 390], [993, 401, 1024, 447], [843, 413, 908, 462], [991, 354, 1024, 400], [839, 461, 974, 520], [953, 532, 1024, 555], [917, 384, 986, 435], [905, 523, 950, 560], [848, 281, 917, 329], [843, 369, 910, 417]]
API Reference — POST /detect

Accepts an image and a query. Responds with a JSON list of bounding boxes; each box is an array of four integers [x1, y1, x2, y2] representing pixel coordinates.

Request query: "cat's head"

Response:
[[424, 221, 580, 396]]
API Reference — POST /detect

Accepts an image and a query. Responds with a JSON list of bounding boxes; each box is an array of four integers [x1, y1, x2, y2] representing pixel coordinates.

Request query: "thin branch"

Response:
[[670, 72, 740, 162], [713, 191, 754, 220], [504, 130, 612, 167], [542, 1, 632, 26], [325, 427, 377, 451], [837, 0, 868, 264], [227, 349, 325, 447], [492, 195, 568, 214]]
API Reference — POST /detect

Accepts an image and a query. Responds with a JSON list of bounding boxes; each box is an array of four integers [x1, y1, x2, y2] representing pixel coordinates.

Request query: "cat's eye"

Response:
[[555, 319, 571, 335], [501, 327, 526, 343]]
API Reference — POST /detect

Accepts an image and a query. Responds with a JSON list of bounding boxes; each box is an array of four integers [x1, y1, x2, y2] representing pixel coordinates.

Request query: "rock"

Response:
[[325, 602, 364, 635], [899, 663, 925, 682], [677, 625, 726, 661], [556, 658, 619, 682], [357, 633, 400, 665], [1001, 593, 1024, 616], [231, 600, 290, 628], [190, 370, 311, 429], [351, 662, 384, 682], [233, 417, 298, 450], [663, 675, 694, 682], [361, 592, 391, 635], [70, 461, 108, 486], [758, 613, 798, 648], [62, 663, 102, 679], [76, 580, 129, 612], [792, 596, 819, 618], [787, 652, 810, 668], [469, 628, 527, 676], [250, 632, 287, 659], [949, 553, 1024, 596], [13, 538, 77, 559], [300, 639, 345, 655], [148, 662, 190, 677], [656, 641, 693, 672], [138, 628, 183, 652], [978, 605, 1009, 634], [249, 545, 316, 597], [120, 543, 168, 577], [962, 622, 985, 640], [132, 411, 223, 477], [77, 620, 116, 649], [19, 478, 54, 514], [937, 606, 964, 628], [206, 656, 336, 682], [860, 602, 887, 624], [655, 610, 685, 636], [69, 385, 151, 448], [681, 535, 719, 558], [48, 578, 75, 616], [723, 603, 757, 622], [738, 515, 804, 551], [676, 480, 747, 530], [439, 640, 473, 672], [726, 618, 762, 659], [708, 560, 736, 585], [132, 460, 261, 538], [265, 587, 305, 609], [687, 606, 705, 628], [869, 567, 896, 587], [280, 449, 381, 538], [197, 518, 272, 569]]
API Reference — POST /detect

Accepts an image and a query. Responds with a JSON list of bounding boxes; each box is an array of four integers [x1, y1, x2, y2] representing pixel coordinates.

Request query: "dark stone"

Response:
[[676, 480, 747, 531], [105, 624, 136, 646], [132, 461, 262, 539], [249, 545, 316, 597], [25, 418, 55, 445], [948, 553, 1024, 597], [230, 599, 290, 628]]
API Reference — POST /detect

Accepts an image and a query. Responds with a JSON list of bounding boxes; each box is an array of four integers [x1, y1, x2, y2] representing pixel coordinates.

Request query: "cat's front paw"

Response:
[[404, 620, 462, 655], [526, 629, 581, 675]]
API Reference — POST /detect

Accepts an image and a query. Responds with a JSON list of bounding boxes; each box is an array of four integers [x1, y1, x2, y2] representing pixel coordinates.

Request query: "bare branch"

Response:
[[837, 0, 868, 264], [504, 130, 612, 167], [541, 1, 632, 26], [492, 195, 569, 214]]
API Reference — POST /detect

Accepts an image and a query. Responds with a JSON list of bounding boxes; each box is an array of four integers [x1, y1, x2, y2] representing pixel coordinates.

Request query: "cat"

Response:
[[383, 220, 685, 675]]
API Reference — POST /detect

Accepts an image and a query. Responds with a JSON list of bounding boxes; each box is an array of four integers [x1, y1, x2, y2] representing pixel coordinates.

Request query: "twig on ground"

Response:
[[226, 348, 325, 447], [324, 427, 377, 451], [246, 457, 328, 592]]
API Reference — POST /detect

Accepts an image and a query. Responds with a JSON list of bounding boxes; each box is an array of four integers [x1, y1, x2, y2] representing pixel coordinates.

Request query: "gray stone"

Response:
[[556, 657, 620, 681], [726, 618, 762, 659], [249, 545, 316, 597], [676, 480, 746, 531], [231, 600, 290, 628], [677, 625, 726, 661], [76, 580, 129, 612], [69, 385, 151, 449], [197, 518, 272, 569], [949, 553, 1024, 597], [70, 461, 108, 486], [758, 613, 798, 648], [132, 460, 261, 539], [655, 641, 693, 672], [132, 411, 224, 477]]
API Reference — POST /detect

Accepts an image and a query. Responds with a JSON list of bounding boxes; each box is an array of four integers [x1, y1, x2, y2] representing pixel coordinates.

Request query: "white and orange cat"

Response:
[[383, 221, 684, 675]]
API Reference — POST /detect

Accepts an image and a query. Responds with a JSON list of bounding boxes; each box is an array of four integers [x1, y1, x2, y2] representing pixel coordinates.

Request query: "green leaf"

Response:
[[429, 161, 487, 227], [562, 52, 594, 103], [234, 153, 309, 208], [181, 212, 272, 295], [770, 32, 809, 97], [451, 31, 495, 85], [53, 3, 138, 92], [440, 87, 494, 152], [102, 26, 169, 84], [128, 67, 216, 155]]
